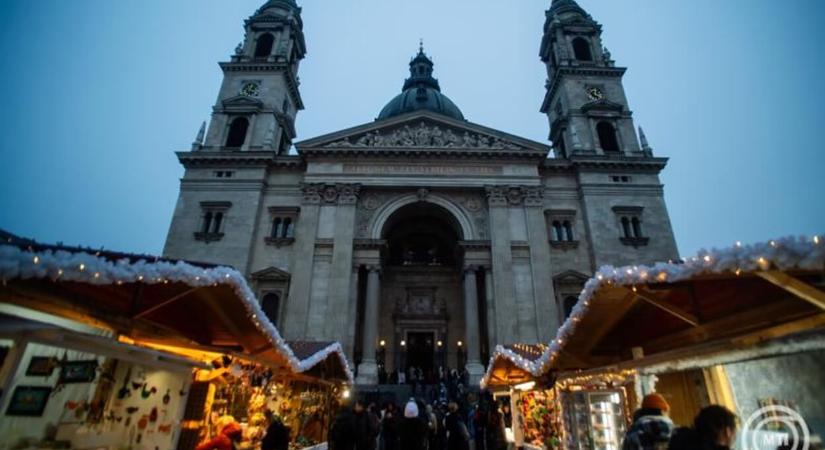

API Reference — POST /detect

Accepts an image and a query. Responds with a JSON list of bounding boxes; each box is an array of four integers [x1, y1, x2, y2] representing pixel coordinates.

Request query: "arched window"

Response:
[[254, 33, 275, 58], [563, 221, 574, 241], [281, 218, 293, 238], [261, 292, 281, 325], [552, 221, 564, 241], [631, 217, 643, 238], [621, 217, 632, 238], [202, 212, 213, 234], [572, 37, 592, 61], [225, 117, 249, 148], [212, 212, 224, 233], [597, 121, 621, 153], [563, 296, 578, 318], [271, 218, 282, 239]]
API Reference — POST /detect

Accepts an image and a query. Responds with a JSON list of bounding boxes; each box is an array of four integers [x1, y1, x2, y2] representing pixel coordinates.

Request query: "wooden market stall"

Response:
[[540, 236, 825, 449], [482, 343, 563, 450], [0, 235, 352, 450]]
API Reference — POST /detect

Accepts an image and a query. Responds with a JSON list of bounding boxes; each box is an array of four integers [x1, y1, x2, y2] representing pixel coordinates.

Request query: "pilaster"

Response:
[[523, 186, 559, 340], [284, 183, 321, 338], [325, 184, 361, 339], [485, 186, 518, 344]]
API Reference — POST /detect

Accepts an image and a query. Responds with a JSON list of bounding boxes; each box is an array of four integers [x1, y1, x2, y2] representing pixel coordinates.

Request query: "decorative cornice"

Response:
[[176, 151, 304, 169], [353, 239, 387, 251], [458, 240, 492, 251], [299, 146, 548, 160]]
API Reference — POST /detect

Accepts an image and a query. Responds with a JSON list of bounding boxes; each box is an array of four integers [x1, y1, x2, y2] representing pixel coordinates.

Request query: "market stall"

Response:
[[481, 344, 563, 450], [0, 239, 352, 450], [540, 235, 825, 447]]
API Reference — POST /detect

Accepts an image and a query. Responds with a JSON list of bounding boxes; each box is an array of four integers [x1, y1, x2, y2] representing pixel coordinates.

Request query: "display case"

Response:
[[561, 390, 627, 450]]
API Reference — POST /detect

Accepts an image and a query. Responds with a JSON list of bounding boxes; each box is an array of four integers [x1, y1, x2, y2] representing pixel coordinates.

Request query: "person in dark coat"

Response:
[[668, 405, 737, 450], [444, 402, 470, 450], [485, 407, 507, 450], [622, 394, 674, 450], [330, 406, 358, 450], [262, 411, 291, 450], [382, 403, 399, 450], [398, 399, 429, 450], [354, 400, 380, 450]]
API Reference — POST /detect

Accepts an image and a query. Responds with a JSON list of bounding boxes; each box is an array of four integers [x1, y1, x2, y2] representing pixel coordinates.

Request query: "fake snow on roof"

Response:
[[481, 234, 824, 388], [0, 244, 354, 384]]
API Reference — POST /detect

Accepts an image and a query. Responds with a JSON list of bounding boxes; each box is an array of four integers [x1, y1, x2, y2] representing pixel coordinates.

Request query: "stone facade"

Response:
[[163, 0, 679, 384]]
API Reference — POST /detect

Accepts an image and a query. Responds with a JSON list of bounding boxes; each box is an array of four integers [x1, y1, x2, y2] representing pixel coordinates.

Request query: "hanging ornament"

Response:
[[138, 415, 149, 430], [163, 389, 171, 405], [149, 407, 158, 423]]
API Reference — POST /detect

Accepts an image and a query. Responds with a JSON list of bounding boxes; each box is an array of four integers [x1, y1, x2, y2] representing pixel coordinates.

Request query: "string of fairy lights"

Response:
[[0, 244, 354, 384], [481, 234, 824, 388]]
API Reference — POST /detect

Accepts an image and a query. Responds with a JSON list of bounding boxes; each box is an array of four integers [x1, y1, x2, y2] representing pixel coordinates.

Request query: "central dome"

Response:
[[377, 46, 465, 121]]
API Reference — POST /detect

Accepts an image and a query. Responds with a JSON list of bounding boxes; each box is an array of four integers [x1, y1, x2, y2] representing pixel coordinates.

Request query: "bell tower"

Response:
[[195, 0, 306, 154], [540, 0, 651, 158]]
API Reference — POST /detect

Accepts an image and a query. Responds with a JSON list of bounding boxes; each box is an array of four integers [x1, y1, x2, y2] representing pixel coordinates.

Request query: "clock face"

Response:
[[586, 87, 604, 101], [240, 82, 260, 97]]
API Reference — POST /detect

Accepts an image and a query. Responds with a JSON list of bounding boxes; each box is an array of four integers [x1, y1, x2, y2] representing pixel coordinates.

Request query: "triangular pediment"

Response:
[[221, 95, 264, 109], [581, 99, 624, 113], [250, 266, 291, 281], [295, 110, 551, 154]]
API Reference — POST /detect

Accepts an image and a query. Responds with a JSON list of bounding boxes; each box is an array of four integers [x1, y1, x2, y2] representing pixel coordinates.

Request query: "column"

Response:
[[344, 265, 361, 361], [484, 266, 497, 348], [463, 266, 485, 384], [355, 266, 380, 385], [325, 184, 360, 339], [485, 186, 518, 344], [284, 184, 321, 338], [524, 186, 558, 342]]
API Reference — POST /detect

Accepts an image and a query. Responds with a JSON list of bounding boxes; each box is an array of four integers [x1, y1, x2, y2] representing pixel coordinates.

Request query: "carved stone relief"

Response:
[[326, 121, 524, 150]]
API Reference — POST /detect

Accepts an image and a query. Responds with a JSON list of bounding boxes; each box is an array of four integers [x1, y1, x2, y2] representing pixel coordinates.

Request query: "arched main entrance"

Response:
[[355, 200, 489, 385]]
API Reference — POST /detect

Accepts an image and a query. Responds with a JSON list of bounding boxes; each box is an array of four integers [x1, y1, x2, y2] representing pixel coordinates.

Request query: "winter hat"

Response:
[[641, 393, 670, 412], [404, 399, 419, 418]]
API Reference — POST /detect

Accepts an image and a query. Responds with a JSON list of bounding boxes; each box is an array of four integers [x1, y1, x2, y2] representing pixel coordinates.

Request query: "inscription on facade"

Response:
[[344, 164, 501, 176]]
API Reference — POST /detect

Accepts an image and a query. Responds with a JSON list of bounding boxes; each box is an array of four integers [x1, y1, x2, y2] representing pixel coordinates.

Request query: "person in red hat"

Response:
[[196, 421, 244, 450], [622, 393, 674, 450]]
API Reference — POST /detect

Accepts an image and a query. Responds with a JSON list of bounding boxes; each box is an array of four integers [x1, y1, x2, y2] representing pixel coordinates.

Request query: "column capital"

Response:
[[337, 183, 362, 205], [366, 264, 382, 274], [300, 182, 323, 205], [463, 265, 481, 275]]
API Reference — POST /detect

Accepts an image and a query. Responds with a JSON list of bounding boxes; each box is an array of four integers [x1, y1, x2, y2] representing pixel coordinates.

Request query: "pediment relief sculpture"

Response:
[[326, 121, 523, 150]]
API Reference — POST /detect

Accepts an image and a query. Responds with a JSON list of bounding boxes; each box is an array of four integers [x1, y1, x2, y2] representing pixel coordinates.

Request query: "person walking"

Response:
[[330, 405, 358, 450], [383, 403, 400, 450], [354, 400, 380, 450], [668, 405, 737, 450], [445, 402, 470, 450], [485, 406, 507, 450], [426, 404, 439, 450], [622, 393, 674, 450], [398, 399, 429, 450]]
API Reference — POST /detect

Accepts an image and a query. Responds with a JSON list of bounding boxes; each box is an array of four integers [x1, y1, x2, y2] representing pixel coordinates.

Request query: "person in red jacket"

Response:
[[196, 421, 244, 450]]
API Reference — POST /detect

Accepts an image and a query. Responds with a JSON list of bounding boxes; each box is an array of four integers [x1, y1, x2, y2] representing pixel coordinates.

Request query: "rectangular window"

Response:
[[545, 209, 579, 250], [612, 206, 649, 247], [194, 201, 232, 243], [265, 206, 300, 246]]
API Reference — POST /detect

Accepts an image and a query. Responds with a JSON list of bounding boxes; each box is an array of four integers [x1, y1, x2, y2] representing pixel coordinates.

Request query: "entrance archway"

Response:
[[377, 202, 466, 380]]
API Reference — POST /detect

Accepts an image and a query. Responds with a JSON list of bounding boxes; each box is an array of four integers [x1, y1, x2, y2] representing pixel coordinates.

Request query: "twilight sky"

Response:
[[0, 0, 822, 258]]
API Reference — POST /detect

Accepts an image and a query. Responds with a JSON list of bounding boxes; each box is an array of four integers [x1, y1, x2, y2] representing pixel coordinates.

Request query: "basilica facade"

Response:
[[163, 0, 679, 384]]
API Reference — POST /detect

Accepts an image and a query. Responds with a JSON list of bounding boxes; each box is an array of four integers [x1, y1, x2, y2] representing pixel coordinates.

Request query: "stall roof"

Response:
[[481, 343, 549, 389], [0, 238, 352, 382], [538, 235, 825, 375], [288, 340, 353, 384]]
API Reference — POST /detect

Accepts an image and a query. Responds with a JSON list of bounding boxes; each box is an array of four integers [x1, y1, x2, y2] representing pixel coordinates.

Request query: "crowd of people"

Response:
[[622, 393, 741, 450], [329, 392, 511, 450], [377, 365, 472, 401]]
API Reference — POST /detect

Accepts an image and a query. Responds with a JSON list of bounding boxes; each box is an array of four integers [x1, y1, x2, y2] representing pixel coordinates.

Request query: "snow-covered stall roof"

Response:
[[0, 241, 352, 383], [481, 235, 825, 387], [537, 235, 825, 376], [287, 340, 353, 384], [481, 343, 548, 389]]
